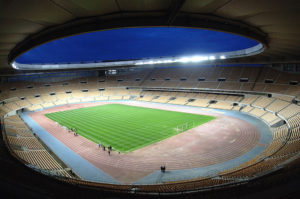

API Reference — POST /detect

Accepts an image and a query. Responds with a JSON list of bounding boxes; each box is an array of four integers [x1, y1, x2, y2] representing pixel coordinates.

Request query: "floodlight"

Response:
[[154, 60, 163, 64], [163, 59, 173, 63], [146, 60, 154, 64], [12, 62, 18, 69], [202, 56, 209, 61], [179, 57, 191, 63], [209, 56, 216, 60], [134, 61, 144, 65], [191, 56, 203, 62]]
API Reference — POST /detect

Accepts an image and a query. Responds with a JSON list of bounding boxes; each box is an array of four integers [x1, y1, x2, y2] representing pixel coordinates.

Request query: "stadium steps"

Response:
[[277, 103, 293, 113], [260, 111, 269, 119], [138, 69, 155, 86], [249, 97, 261, 107], [250, 67, 264, 91]]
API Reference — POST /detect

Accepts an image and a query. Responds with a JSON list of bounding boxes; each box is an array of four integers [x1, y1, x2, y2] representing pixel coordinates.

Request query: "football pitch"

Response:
[[45, 104, 215, 152]]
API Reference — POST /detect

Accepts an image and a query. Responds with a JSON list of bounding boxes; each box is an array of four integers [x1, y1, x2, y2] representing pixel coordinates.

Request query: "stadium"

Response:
[[0, 1, 299, 198]]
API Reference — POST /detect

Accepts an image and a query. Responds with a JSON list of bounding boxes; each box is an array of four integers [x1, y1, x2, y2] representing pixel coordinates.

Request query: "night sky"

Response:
[[16, 27, 259, 64]]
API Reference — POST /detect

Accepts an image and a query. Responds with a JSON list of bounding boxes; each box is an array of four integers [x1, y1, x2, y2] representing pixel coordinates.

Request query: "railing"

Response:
[[128, 86, 270, 97]]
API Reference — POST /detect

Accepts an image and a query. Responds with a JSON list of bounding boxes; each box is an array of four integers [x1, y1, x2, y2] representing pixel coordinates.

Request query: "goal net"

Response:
[[174, 121, 196, 133]]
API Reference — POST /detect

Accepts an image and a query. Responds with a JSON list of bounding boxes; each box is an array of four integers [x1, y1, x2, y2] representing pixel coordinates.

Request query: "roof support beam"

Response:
[[166, 0, 186, 25]]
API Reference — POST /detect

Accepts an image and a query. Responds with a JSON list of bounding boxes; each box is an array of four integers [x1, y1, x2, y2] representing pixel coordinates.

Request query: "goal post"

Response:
[[175, 121, 196, 133]]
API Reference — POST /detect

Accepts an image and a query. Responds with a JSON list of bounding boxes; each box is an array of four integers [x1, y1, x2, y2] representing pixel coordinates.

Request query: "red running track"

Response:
[[30, 101, 261, 184]]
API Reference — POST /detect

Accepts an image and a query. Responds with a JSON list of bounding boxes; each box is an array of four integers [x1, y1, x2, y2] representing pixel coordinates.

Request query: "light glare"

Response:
[[12, 62, 18, 69], [209, 56, 215, 60], [179, 57, 191, 63]]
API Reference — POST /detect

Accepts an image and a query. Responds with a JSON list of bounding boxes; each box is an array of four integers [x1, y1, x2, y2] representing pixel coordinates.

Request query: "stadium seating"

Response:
[[3, 115, 72, 178], [14, 150, 63, 170], [252, 97, 275, 108], [0, 65, 299, 193], [248, 108, 267, 117], [261, 112, 279, 124], [8, 136, 44, 149], [266, 99, 290, 112], [208, 101, 233, 110], [168, 97, 189, 105], [278, 104, 300, 119]]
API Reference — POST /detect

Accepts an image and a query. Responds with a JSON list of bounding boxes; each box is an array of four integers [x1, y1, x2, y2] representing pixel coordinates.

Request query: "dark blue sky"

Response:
[[16, 27, 258, 64]]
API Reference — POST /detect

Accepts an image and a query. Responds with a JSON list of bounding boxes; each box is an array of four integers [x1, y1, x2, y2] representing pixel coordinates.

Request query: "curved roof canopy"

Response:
[[1, 0, 300, 71], [14, 27, 261, 70]]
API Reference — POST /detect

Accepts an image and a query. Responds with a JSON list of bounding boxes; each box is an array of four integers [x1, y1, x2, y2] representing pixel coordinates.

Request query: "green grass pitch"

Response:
[[45, 104, 215, 152]]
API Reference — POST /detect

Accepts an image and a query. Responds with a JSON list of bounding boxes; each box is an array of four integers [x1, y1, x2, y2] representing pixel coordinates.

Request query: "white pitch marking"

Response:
[[229, 139, 236, 143]]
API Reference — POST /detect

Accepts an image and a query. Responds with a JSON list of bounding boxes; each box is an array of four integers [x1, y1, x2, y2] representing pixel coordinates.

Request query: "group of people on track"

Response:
[[98, 143, 113, 155], [67, 127, 78, 136]]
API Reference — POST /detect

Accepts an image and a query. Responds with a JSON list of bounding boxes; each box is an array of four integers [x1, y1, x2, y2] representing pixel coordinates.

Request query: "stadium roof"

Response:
[[15, 27, 260, 65], [1, 0, 300, 71]]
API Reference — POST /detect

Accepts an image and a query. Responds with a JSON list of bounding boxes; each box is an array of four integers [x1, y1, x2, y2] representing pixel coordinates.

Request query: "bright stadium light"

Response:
[[12, 62, 18, 69], [177, 55, 212, 63], [220, 55, 226, 59], [148, 60, 154, 64], [134, 61, 144, 65], [209, 56, 216, 60], [119, 53, 224, 67], [191, 56, 203, 62], [201, 56, 209, 61], [162, 59, 173, 63], [178, 57, 191, 63], [134, 58, 176, 65]]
